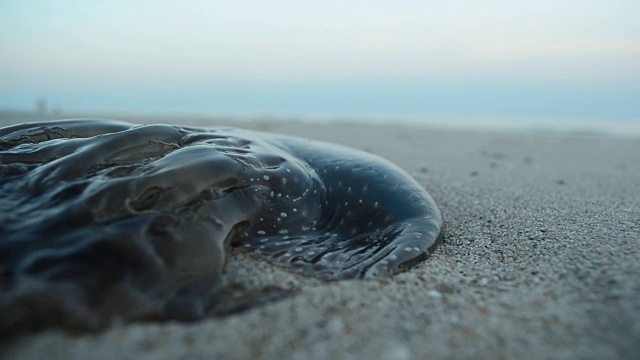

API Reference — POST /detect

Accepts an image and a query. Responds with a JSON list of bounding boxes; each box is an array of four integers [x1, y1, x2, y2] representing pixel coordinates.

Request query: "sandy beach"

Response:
[[2, 116, 639, 359]]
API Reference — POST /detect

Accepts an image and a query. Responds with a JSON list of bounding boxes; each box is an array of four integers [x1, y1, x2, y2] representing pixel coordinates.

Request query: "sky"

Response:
[[1, 0, 639, 123]]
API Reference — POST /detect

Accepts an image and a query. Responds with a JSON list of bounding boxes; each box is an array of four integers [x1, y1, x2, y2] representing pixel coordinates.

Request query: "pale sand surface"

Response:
[[2, 116, 639, 359]]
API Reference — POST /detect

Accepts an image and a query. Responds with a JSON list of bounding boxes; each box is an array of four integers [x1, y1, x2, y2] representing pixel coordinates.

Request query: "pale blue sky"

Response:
[[1, 0, 638, 122]]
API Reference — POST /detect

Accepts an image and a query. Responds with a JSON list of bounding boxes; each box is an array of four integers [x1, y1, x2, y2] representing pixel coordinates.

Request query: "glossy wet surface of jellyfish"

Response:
[[0, 119, 444, 333]]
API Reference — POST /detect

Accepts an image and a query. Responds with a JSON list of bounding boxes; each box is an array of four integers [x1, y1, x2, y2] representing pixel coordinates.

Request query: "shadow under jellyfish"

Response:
[[0, 119, 444, 332]]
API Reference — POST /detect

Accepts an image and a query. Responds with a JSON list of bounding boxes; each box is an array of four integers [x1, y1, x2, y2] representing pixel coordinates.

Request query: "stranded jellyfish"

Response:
[[0, 119, 444, 332]]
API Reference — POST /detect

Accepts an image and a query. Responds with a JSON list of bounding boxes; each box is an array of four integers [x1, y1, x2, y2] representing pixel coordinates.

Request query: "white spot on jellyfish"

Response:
[[283, 236, 289, 240], [250, 178, 254, 182], [389, 255, 398, 261], [277, 193, 282, 197], [358, 199, 363, 203], [295, 247, 303, 252], [348, 186, 352, 193], [286, 169, 291, 173], [257, 230, 266, 235], [415, 233, 422, 239], [308, 251, 316, 256], [404, 247, 412, 252], [413, 247, 420, 252], [263, 175, 270, 180], [280, 212, 288, 218], [293, 208, 298, 212], [278, 229, 289, 235], [284, 253, 291, 257], [282, 178, 287, 185], [344, 202, 348, 206], [374, 202, 379, 209], [260, 238, 269, 243], [270, 191, 274, 198], [243, 244, 251, 248]]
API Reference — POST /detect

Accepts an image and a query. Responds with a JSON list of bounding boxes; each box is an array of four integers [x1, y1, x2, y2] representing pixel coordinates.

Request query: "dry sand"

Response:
[[2, 116, 639, 359]]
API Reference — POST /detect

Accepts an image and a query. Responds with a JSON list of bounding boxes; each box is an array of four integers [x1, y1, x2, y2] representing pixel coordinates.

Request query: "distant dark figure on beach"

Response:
[[0, 119, 444, 333]]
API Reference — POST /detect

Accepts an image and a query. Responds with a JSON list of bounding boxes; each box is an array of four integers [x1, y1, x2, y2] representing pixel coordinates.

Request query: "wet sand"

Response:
[[2, 116, 639, 359]]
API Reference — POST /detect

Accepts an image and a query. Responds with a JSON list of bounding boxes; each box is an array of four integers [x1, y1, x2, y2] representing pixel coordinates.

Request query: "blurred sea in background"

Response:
[[1, 80, 637, 137]]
